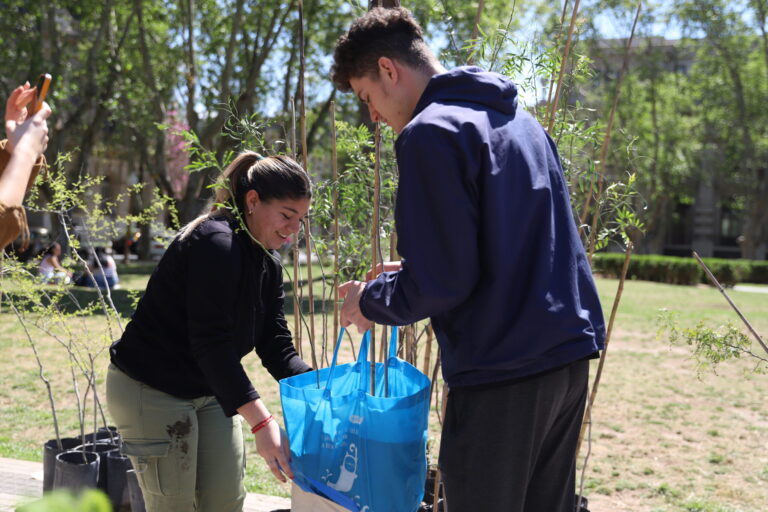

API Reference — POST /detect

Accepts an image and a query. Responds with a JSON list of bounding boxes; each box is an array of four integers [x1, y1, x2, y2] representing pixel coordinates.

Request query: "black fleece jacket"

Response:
[[110, 215, 310, 416]]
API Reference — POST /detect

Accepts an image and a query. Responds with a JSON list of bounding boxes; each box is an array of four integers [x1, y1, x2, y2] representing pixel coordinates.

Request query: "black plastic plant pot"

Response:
[[43, 437, 82, 492], [84, 425, 121, 445], [52, 450, 100, 492], [126, 468, 147, 512], [75, 442, 120, 493], [575, 494, 590, 512], [106, 450, 133, 512], [418, 466, 445, 512]]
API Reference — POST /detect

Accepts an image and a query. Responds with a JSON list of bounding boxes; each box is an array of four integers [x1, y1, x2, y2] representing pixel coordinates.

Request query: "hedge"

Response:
[[591, 253, 768, 286]]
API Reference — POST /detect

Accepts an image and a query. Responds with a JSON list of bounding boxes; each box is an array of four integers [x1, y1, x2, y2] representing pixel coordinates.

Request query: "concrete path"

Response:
[[733, 284, 768, 294], [0, 457, 290, 512]]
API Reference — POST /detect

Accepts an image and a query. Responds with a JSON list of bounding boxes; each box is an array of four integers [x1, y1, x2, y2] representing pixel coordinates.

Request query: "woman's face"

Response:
[[244, 190, 310, 250]]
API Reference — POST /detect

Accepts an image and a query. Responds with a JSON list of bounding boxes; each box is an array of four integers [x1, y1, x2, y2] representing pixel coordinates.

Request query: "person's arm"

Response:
[[342, 123, 481, 330], [50, 255, 71, 275], [237, 398, 293, 482], [256, 254, 311, 378], [186, 230, 258, 414], [366, 261, 402, 280], [185, 231, 291, 481], [0, 86, 50, 207]]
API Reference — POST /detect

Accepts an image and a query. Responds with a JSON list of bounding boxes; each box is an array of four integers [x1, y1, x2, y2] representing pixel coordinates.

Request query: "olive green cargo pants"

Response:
[[106, 364, 246, 512]]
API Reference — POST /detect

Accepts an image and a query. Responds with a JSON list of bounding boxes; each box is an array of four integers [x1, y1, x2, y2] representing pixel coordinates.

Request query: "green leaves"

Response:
[[16, 489, 112, 512], [311, 121, 397, 281], [658, 309, 765, 376]]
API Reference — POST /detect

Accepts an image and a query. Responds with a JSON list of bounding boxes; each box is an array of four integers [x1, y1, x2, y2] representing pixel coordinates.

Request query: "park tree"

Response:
[[579, 0, 768, 259], [1, 0, 559, 225]]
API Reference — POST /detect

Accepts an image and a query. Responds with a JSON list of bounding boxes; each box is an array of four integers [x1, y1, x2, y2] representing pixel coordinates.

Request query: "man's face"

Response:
[[349, 72, 410, 134]]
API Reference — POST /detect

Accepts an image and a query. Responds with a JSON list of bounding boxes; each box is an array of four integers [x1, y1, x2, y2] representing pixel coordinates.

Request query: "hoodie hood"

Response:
[[412, 66, 519, 119]]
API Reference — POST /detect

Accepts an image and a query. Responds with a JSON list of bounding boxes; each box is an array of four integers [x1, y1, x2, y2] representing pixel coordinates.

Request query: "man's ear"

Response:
[[377, 56, 399, 84]]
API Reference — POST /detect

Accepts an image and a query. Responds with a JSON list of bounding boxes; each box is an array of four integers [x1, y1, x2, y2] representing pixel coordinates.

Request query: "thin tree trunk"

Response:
[[10, 303, 62, 448], [331, 101, 340, 347], [584, 3, 642, 260], [181, 0, 199, 133], [546, 0, 582, 133], [575, 243, 634, 461], [370, 0, 400, 7], [298, 0, 318, 373], [290, 97, 302, 356], [467, 0, 486, 65], [750, 0, 768, 84], [220, 0, 246, 103], [72, 8, 135, 182]]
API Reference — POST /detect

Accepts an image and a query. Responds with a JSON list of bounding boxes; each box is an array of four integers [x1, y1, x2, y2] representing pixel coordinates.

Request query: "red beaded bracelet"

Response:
[[251, 415, 274, 434]]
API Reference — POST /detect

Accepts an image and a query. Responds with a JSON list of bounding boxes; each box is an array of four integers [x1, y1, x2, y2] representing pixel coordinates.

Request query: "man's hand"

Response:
[[365, 260, 402, 281], [339, 280, 373, 333], [4, 82, 36, 154]]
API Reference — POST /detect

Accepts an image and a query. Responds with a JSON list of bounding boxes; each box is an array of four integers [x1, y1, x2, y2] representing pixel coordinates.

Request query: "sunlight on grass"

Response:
[[1, 274, 766, 506]]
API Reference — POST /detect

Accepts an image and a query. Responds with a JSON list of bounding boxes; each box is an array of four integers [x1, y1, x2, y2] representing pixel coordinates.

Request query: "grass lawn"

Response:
[[0, 269, 766, 510]]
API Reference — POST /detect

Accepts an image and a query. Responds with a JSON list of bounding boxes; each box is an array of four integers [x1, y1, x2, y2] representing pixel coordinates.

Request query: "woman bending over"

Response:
[[107, 152, 312, 512]]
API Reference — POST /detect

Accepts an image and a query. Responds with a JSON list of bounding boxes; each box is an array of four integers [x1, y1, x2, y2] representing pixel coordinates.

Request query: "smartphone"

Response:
[[30, 73, 52, 114]]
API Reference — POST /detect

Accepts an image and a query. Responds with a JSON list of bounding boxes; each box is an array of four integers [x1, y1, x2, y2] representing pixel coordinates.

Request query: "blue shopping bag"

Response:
[[280, 327, 431, 512]]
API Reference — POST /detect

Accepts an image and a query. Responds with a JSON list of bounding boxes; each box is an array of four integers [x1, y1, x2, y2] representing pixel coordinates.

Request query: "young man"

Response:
[[333, 7, 605, 512]]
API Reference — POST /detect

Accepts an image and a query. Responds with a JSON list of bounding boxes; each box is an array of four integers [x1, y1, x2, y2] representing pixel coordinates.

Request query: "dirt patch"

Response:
[[166, 416, 192, 457]]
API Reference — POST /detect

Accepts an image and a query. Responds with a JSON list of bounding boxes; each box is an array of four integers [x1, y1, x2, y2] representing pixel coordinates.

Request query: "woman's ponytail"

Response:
[[178, 152, 263, 240]]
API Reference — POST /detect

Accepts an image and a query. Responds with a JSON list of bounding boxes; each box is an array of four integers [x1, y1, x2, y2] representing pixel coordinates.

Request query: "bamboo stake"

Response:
[[302, 220, 318, 371], [429, 348, 442, 415], [584, 3, 643, 256], [546, 0, 582, 134], [432, 372, 449, 512], [432, 466, 442, 512], [467, 0, 485, 65], [422, 321, 434, 377], [331, 101, 340, 347], [575, 242, 634, 459], [404, 324, 413, 364], [370, 123, 382, 395], [298, 0, 317, 371], [545, 0, 571, 112], [693, 252, 768, 356], [290, 97, 302, 356]]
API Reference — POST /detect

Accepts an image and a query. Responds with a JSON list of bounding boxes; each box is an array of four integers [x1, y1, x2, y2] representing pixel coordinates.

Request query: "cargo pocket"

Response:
[[122, 438, 180, 497]]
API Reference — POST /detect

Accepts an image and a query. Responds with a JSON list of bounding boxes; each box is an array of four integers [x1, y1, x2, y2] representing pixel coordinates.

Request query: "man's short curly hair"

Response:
[[331, 7, 434, 92]]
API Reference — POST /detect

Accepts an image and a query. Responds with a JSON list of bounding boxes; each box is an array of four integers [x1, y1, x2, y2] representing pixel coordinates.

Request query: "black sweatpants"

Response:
[[438, 359, 589, 512]]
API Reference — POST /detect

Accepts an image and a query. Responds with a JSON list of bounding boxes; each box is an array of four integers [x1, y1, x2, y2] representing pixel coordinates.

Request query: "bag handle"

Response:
[[324, 326, 397, 394], [359, 326, 399, 395], [388, 325, 398, 360], [324, 328, 370, 393]]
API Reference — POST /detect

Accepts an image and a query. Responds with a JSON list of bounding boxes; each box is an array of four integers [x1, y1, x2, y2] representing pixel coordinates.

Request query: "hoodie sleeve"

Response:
[[360, 121, 481, 325]]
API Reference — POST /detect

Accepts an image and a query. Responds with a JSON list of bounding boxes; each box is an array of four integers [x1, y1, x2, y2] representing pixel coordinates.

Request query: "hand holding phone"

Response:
[[4, 78, 45, 154], [6, 74, 52, 158]]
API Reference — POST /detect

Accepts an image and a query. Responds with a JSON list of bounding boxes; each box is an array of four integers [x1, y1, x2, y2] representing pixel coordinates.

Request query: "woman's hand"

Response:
[[10, 102, 51, 161], [253, 419, 293, 483], [0, 101, 51, 206], [238, 399, 294, 483], [4, 83, 37, 154]]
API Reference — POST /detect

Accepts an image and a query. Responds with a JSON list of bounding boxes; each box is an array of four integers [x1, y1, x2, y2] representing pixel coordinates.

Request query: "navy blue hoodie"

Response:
[[359, 67, 606, 388]]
